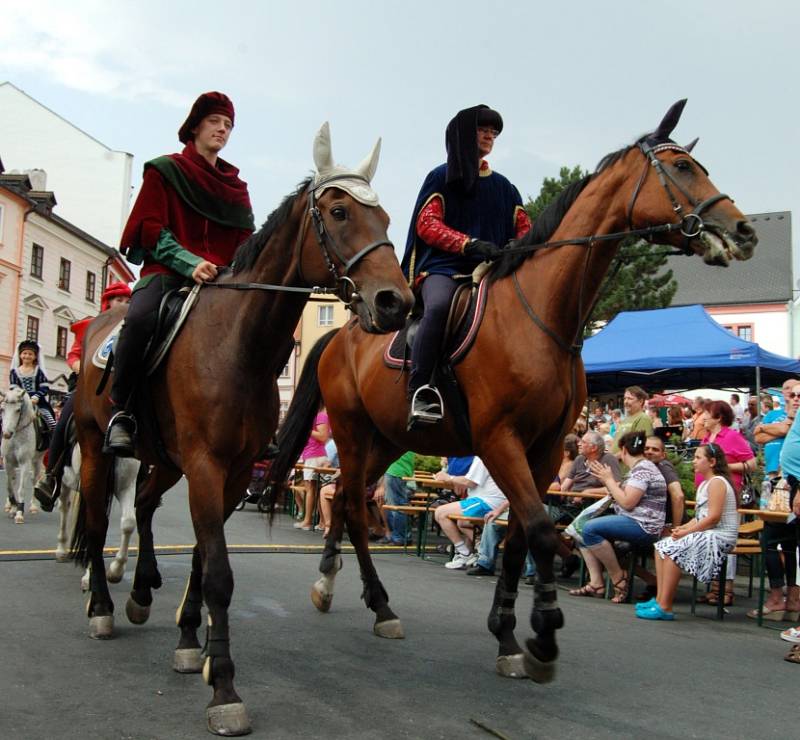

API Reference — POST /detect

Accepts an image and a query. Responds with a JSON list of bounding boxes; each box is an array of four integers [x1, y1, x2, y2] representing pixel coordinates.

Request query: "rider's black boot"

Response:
[[103, 408, 137, 457], [264, 442, 280, 460], [34, 473, 60, 512]]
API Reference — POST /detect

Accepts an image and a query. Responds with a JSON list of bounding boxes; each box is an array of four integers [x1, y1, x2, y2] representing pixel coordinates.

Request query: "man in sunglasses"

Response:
[[755, 378, 800, 476], [643, 436, 686, 530]]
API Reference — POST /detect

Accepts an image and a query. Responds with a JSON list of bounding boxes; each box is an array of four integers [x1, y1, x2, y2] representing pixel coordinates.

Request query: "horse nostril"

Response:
[[737, 221, 756, 241], [374, 289, 404, 317]]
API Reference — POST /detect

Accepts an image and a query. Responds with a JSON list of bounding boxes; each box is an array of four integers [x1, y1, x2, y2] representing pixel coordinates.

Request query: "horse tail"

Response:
[[266, 328, 339, 514], [69, 459, 116, 568]]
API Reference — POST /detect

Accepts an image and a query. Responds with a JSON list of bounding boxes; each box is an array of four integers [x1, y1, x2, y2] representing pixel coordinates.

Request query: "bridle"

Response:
[[626, 141, 732, 255], [1, 394, 33, 439], [206, 174, 394, 309], [303, 174, 394, 307]]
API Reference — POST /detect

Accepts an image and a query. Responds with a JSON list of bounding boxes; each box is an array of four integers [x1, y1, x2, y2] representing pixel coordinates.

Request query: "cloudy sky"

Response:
[[1, 0, 797, 253]]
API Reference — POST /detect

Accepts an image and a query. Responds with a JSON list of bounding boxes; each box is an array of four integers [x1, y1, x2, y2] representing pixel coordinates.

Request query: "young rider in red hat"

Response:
[[104, 92, 255, 456], [34, 281, 132, 510]]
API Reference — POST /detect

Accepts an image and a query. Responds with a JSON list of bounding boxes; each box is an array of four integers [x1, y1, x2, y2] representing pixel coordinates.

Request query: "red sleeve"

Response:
[[514, 206, 532, 239], [120, 168, 170, 251], [416, 196, 470, 254], [66, 336, 82, 367]]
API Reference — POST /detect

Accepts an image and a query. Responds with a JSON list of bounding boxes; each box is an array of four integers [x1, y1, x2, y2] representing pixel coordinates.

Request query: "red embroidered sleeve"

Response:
[[416, 196, 470, 253], [514, 206, 532, 239]]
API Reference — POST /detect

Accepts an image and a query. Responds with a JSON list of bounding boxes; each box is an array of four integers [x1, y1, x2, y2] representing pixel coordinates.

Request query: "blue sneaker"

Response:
[[636, 602, 675, 620]]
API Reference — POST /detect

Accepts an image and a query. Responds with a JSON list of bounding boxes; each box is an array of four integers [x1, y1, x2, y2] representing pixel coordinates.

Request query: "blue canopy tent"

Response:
[[582, 305, 800, 393]]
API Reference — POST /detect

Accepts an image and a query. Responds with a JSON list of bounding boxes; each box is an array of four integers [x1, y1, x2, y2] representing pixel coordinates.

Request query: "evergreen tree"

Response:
[[524, 165, 677, 333]]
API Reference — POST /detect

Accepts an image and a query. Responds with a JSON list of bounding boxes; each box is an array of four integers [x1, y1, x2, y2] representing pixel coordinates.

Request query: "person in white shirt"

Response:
[[433, 457, 507, 569], [729, 393, 744, 431]]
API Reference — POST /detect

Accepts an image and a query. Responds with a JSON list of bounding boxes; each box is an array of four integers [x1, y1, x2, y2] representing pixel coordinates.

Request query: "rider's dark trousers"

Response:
[[110, 275, 180, 409], [45, 393, 74, 472], [408, 274, 459, 395]]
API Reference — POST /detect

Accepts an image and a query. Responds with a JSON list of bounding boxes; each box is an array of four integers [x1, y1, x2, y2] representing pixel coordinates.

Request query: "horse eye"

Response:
[[330, 206, 347, 221], [674, 159, 692, 172]]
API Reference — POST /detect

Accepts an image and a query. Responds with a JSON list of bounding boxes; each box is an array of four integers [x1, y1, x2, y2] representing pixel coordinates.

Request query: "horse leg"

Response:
[[127, 466, 179, 625], [76, 436, 115, 639], [312, 483, 345, 613], [488, 518, 530, 679], [343, 476, 403, 639], [483, 446, 563, 684], [14, 460, 29, 524], [190, 462, 250, 736], [173, 544, 205, 673], [28, 452, 43, 514], [55, 488, 72, 562], [107, 459, 139, 584]]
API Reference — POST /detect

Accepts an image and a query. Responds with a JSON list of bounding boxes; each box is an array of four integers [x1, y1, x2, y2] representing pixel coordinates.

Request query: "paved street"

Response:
[[0, 471, 794, 740]]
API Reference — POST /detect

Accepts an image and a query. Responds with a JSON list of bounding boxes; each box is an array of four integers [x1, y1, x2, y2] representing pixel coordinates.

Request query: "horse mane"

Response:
[[488, 143, 636, 283], [232, 177, 313, 274]]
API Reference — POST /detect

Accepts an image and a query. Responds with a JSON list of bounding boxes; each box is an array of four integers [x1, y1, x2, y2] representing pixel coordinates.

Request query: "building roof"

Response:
[[666, 211, 792, 307]]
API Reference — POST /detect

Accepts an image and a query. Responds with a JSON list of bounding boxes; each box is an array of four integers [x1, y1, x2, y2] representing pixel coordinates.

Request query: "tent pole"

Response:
[[755, 366, 762, 422]]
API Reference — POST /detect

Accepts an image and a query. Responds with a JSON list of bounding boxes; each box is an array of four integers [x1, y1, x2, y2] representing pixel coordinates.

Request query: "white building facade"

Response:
[[0, 82, 133, 247]]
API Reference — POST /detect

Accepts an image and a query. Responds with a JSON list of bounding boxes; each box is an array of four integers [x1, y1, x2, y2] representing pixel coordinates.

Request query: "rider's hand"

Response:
[[464, 239, 501, 261], [192, 260, 219, 284], [31, 396, 39, 405]]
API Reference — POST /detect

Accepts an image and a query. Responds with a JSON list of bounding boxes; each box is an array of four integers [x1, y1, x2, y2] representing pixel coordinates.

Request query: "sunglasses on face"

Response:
[[790, 393, 800, 399]]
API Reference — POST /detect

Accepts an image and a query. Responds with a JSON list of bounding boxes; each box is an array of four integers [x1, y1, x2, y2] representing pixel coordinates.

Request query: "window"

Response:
[[318, 304, 334, 326], [58, 258, 71, 291], [101, 263, 109, 289], [722, 323, 754, 343], [26, 316, 39, 342], [279, 363, 290, 378], [31, 244, 44, 279], [279, 401, 289, 424], [85, 271, 96, 303], [56, 326, 68, 357]]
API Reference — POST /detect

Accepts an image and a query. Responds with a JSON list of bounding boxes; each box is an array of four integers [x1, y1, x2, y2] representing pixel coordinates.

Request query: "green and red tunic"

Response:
[[121, 141, 254, 283]]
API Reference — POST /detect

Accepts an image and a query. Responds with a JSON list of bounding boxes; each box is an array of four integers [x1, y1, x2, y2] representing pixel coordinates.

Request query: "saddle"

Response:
[[34, 413, 50, 452], [92, 284, 201, 375], [383, 275, 490, 371]]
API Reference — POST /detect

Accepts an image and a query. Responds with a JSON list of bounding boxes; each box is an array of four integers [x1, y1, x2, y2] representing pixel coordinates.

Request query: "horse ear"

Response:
[[313, 122, 334, 174], [354, 138, 381, 183], [653, 99, 688, 140], [684, 137, 699, 153]]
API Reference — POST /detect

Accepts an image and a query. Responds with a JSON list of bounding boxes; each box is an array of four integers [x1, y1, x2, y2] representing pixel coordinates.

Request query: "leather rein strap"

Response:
[[207, 174, 392, 308]]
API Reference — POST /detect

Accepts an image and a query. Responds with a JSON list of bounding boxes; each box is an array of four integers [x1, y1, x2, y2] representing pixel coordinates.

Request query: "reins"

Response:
[[205, 174, 393, 308]]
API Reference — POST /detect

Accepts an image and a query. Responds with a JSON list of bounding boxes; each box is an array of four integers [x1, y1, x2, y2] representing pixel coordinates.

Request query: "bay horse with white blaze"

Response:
[[70, 123, 413, 736], [268, 100, 758, 682]]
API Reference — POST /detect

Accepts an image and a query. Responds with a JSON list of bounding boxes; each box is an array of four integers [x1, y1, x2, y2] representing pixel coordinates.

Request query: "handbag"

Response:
[[564, 495, 613, 545], [739, 469, 758, 509]]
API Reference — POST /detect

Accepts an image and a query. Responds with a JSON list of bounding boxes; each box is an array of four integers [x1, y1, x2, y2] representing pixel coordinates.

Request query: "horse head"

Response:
[[301, 122, 413, 332], [628, 99, 757, 266], [1, 386, 31, 439]]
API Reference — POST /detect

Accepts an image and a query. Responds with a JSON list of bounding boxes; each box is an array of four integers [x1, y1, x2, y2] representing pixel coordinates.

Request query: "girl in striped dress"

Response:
[[638, 443, 738, 620], [9, 340, 56, 431]]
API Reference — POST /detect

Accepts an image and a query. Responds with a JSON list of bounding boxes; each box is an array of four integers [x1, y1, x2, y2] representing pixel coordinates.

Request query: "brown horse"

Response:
[[267, 100, 757, 682], [70, 124, 413, 736]]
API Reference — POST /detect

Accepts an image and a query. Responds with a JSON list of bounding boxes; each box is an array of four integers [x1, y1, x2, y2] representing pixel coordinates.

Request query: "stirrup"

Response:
[[407, 385, 444, 430], [34, 474, 60, 512], [102, 410, 137, 457]]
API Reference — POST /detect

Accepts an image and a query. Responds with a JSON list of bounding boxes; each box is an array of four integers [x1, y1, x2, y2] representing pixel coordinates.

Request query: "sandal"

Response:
[[707, 590, 734, 607], [568, 583, 604, 598], [783, 645, 800, 664], [611, 575, 629, 604]]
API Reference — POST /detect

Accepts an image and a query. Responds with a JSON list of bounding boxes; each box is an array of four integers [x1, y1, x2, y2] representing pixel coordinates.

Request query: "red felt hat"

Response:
[[178, 92, 236, 144], [101, 281, 132, 311]]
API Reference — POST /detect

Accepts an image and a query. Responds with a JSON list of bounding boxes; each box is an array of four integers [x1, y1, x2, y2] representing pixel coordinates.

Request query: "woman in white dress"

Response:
[[637, 443, 738, 620]]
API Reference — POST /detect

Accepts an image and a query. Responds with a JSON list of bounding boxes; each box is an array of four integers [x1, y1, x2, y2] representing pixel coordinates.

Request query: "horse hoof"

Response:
[[523, 646, 557, 684], [496, 654, 530, 679], [310, 583, 333, 613], [88, 615, 114, 640], [373, 618, 404, 639], [107, 565, 124, 584], [81, 576, 90, 592], [3, 501, 10, 513], [125, 596, 150, 625], [14, 512, 24, 524], [55, 550, 70, 563], [206, 702, 252, 736], [173, 648, 203, 674], [29, 505, 39, 514]]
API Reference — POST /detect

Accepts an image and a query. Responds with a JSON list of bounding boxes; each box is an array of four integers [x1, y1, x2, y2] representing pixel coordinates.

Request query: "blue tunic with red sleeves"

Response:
[[400, 163, 524, 283]]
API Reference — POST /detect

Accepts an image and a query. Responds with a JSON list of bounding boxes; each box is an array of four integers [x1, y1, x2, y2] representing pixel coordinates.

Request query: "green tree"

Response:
[[524, 165, 677, 333]]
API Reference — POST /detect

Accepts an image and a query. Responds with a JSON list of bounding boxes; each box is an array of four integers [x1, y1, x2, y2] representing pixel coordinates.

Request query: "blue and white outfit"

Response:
[[10, 366, 56, 430]]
